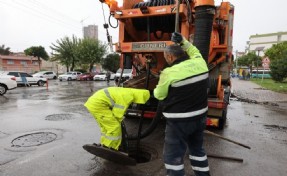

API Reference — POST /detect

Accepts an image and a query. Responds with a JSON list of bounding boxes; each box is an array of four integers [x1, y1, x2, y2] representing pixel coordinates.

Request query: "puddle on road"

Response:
[[54, 95, 87, 101], [0, 96, 9, 103], [20, 94, 49, 101], [45, 114, 73, 121], [11, 132, 57, 147], [264, 125, 287, 145], [61, 105, 88, 114]]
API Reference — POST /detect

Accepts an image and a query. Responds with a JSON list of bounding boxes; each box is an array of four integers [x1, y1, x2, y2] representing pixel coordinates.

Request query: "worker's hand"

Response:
[[171, 32, 184, 44]]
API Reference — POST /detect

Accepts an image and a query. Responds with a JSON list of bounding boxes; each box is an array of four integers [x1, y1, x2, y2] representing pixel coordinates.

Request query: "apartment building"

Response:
[[83, 25, 98, 40], [248, 31, 287, 56], [0, 53, 40, 73]]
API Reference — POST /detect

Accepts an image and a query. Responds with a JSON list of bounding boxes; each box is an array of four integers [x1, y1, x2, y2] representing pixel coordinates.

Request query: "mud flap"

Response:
[[83, 144, 137, 166]]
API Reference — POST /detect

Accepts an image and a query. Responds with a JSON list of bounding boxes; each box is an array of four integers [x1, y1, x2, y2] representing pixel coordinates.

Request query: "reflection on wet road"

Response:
[[0, 80, 287, 176]]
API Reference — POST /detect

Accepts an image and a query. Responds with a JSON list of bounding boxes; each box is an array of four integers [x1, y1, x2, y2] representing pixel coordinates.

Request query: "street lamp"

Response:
[[254, 47, 265, 79]]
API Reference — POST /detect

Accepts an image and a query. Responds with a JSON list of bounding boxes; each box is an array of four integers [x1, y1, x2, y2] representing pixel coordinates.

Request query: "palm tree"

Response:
[[0, 45, 11, 55], [50, 35, 79, 72]]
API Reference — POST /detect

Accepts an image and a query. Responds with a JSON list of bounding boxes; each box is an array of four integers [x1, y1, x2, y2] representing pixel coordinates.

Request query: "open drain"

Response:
[[45, 114, 73, 121], [129, 150, 152, 163], [127, 144, 158, 164], [11, 132, 57, 147]]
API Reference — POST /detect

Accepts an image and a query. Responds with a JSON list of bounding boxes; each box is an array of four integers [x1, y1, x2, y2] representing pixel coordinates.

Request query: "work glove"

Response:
[[171, 32, 184, 44]]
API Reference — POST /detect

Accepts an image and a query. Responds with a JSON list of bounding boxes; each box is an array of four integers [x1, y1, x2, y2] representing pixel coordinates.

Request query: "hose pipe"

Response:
[[128, 103, 162, 140], [193, 5, 215, 63]]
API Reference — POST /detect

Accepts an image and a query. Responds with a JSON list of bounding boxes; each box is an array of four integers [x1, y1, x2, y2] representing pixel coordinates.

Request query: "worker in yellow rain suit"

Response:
[[84, 87, 150, 150]]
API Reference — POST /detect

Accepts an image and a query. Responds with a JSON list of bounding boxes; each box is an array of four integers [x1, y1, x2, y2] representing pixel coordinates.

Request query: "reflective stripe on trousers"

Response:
[[164, 119, 210, 176], [189, 155, 210, 173], [101, 133, 122, 140]]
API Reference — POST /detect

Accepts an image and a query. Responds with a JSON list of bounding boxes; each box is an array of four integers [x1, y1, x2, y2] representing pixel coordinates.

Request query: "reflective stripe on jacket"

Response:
[[154, 40, 209, 120]]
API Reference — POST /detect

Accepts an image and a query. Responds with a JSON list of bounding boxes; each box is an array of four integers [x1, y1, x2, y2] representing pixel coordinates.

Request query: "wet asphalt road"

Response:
[[0, 80, 287, 176]]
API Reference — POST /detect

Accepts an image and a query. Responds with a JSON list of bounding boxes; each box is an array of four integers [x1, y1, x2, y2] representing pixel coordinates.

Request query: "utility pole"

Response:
[[235, 50, 238, 68]]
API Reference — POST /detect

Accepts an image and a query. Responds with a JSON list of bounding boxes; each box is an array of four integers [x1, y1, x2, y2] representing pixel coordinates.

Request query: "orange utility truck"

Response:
[[101, 0, 234, 131]]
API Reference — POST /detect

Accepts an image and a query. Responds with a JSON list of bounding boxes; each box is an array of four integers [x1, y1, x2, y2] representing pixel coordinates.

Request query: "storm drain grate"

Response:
[[11, 132, 57, 147], [45, 114, 73, 121]]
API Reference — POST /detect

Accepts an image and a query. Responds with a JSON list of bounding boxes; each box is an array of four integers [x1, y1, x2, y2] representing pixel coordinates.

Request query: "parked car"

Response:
[[0, 72, 17, 95], [110, 73, 116, 80], [1, 71, 47, 86], [58, 72, 82, 81], [76, 73, 94, 81], [33, 71, 57, 80], [114, 68, 133, 83], [93, 73, 107, 81]]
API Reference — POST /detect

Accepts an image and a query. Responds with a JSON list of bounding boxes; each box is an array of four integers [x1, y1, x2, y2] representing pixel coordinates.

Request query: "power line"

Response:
[[26, 0, 80, 24], [0, 0, 81, 32], [12, 0, 80, 30]]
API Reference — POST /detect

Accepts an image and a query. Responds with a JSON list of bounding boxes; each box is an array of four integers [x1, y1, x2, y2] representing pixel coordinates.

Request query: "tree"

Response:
[[24, 46, 49, 70], [0, 44, 11, 55], [265, 41, 287, 61], [101, 53, 120, 73], [270, 58, 287, 82], [50, 35, 79, 72], [265, 42, 287, 82], [237, 52, 261, 70], [76, 38, 108, 72]]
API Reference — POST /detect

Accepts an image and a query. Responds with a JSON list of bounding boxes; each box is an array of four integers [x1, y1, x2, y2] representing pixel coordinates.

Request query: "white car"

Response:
[[33, 71, 57, 80], [93, 73, 107, 81], [0, 73, 17, 95], [114, 69, 133, 82], [1, 71, 47, 86], [58, 72, 82, 81], [110, 73, 115, 80]]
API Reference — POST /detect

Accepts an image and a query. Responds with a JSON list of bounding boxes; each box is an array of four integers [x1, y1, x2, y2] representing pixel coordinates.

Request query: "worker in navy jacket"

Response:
[[154, 32, 210, 176]]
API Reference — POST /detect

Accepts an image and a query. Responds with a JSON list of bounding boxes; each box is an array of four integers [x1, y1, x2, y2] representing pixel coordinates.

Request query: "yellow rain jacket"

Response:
[[84, 87, 150, 150]]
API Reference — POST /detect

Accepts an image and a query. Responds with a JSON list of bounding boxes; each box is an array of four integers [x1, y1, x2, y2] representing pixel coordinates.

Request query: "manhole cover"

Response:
[[45, 114, 73, 121], [11, 132, 57, 147]]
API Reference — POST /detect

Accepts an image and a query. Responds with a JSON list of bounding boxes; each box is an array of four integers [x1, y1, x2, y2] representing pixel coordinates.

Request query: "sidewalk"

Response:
[[231, 78, 287, 103]]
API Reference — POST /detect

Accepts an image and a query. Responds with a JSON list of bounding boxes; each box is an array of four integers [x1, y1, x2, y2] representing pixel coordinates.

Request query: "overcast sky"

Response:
[[1, 0, 286, 54]]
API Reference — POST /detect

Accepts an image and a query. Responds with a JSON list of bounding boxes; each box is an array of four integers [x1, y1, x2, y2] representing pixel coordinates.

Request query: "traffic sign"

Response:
[[262, 57, 270, 69], [262, 62, 269, 69]]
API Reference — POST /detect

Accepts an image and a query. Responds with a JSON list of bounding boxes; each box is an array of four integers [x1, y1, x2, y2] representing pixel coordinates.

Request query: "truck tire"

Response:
[[0, 84, 7, 95], [218, 87, 230, 130], [218, 109, 227, 130]]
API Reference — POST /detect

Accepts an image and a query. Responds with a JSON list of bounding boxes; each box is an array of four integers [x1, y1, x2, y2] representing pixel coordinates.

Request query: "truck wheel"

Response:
[[0, 84, 7, 95], [218, 109, 227, 130]]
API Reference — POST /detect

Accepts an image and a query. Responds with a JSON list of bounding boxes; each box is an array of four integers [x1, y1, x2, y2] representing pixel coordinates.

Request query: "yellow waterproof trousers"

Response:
[[85, 87, 150, 150], [89, 108, 122, 150]]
